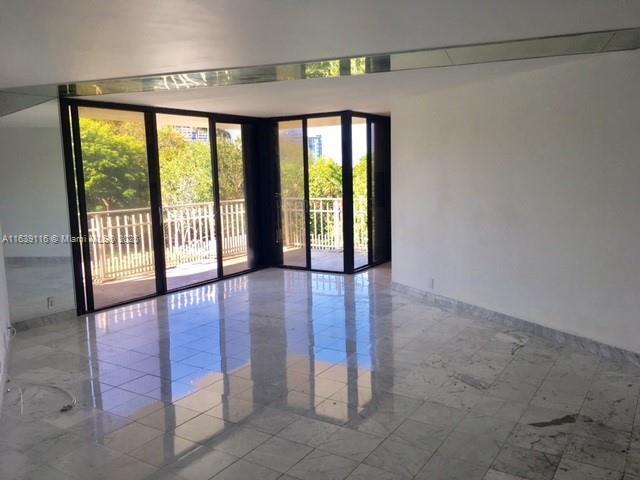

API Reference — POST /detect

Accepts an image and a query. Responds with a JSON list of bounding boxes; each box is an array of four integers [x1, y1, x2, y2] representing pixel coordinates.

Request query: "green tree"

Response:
[[308, 158, 342, 197], [216, 130, 245, 200], [352, 156, 367, 198], [82, 118, 248, 212], [81, 116, 363, 213], [350, 57, 366, 75], [278, 136, 305, 198], [157, 127, 213, 205], [304, 60, 340, 78], [80, 118, 149, 211]]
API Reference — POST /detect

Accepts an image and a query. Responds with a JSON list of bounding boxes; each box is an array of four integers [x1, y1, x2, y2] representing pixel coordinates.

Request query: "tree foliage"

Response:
[[81, 118, 368, 213], [81, 119, 247, 211], [80, 118, 149, 211], [353, 157, 367, 198], [278, 136, 305, 198], [304, 60, 340, 78], [309, 158, 342, 197], [216, 130, 245, 201], [157, 127, 212, 205]]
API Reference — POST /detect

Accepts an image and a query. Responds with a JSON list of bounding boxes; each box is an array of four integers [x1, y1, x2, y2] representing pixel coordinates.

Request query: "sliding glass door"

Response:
[[64, 102, 389, 313], [157, 114, 218, 290], [67, 102, 256, 313], [352, 116, 369, 269], [216, 123, 249, 275], [307, 116, 343, 272], [78, 107, 157, 309], [275, 112, 389, 274], [277, 120, 307, 267]]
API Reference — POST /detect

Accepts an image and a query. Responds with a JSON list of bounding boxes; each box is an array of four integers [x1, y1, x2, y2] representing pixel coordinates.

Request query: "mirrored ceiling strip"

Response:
[[3, 27, 639, 101]]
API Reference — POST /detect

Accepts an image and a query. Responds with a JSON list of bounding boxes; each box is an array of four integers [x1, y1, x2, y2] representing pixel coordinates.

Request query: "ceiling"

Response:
[[0, 0, 639, 126], [1, 0, 640, 90]]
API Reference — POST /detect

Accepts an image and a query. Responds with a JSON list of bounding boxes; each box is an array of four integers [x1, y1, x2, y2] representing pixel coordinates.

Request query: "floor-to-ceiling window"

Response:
[[65, 102, 259, 313], [277, 120, 307, 268], [274, 112, 389, 274], [370, 117, 391, 265], [352, 116, 369, 269], [157, 114, 218, 290], [77, 107, 157, 309], [307, 116, 344, 272], [63, 102, 389, 313], [216, 123, 249, 275]]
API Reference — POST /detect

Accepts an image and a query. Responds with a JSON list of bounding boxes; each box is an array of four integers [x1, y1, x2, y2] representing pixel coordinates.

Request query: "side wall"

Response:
[[0, 226, 10, 412], [0, 104, 75, 322], [391, 51, 640, 353], [0, 126, 70, 257]]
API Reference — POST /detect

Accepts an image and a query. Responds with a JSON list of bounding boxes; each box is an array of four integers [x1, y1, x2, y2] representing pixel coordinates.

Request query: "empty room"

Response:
[[1, 1, 639, 479]]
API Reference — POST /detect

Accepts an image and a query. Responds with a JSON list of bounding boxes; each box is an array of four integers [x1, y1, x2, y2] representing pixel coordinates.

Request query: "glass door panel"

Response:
[[352, 117, 369, 269], [216, 123, 250, 275], [307, 116, 343, 271], [370, 118, 391, 264], [156, 114, 217, 290], [78, 107, 156, 308], [278, 120, 307, 267]]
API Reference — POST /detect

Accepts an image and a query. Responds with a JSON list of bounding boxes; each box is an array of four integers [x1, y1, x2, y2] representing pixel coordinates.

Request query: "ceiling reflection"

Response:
[[56, 27, 640, 98], [2, 27, 639, 113]]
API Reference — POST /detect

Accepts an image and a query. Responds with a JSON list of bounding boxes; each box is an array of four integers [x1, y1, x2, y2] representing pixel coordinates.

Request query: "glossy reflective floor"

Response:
[[283, 248, 369, 272], [93, 255, 250, 308], [2, 265, 640, 480]]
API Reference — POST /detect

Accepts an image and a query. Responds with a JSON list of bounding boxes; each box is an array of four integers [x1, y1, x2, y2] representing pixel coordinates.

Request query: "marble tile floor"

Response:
[[1, 265, 640, 480], [281, 248, 368, 272]]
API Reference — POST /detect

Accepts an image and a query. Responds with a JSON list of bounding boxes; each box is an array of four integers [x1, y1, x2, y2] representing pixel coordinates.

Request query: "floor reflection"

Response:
[[8, 264, 640, 479], [75, 266, 394, 469]]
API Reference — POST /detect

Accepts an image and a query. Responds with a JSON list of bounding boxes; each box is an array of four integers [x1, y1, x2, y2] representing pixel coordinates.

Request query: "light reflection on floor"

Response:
[[4, 264, 640, 480]]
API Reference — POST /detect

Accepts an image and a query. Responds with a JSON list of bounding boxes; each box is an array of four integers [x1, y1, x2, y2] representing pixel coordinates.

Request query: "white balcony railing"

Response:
[[87, 197, 367, 283]]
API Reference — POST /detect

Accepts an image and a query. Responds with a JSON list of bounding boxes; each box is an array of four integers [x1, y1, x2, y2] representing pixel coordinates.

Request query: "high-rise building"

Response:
[[171, 125, 209, 142], [307, 134, 323, 159]]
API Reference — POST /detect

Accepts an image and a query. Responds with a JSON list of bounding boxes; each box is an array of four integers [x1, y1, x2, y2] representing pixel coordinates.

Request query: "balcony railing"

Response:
[[87, 197, 367, 283]]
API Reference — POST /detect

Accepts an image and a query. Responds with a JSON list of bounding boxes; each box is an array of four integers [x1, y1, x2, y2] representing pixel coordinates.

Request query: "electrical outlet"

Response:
[[47, 296, 55, 310]]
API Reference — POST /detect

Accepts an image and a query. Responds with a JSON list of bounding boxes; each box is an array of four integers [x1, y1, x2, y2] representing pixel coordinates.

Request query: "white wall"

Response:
[[0, 225, 10, 412], [0, 125, 70, 257], [392, 51, 640, 353]]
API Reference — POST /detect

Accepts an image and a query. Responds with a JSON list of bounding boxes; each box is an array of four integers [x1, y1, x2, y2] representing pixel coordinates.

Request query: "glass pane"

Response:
[[278, 120, 306, 267], [157, 114, 217, 290], [370, 121, 378, 263], [78, 107, 156, 308], [370, 119, 391, 264], [217, 123, 249, 275], [352, 117, 368, 269], [308, 116, 343, 272], [304, 60, 340, 78]]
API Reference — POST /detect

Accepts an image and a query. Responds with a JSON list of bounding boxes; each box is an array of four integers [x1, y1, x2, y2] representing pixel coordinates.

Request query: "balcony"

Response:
[[86, 197, 368, 286]]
